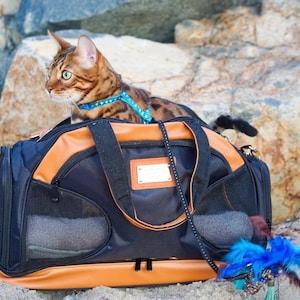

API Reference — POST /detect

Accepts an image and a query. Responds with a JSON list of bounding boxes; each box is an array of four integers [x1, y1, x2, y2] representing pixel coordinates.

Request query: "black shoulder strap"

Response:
[[88, 120, 134, 216], [180, 118, 211, 206]]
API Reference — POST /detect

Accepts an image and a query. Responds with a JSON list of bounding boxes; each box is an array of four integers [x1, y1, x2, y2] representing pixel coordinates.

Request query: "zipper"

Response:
[[261, 161, 272, 229], [120, 139, 195, 149], [51, 147, 97, 185], [51, 140, 195, 185], [248, 156, 272, 228], [0, 146, 13, 269], [241, 144, 272, 229], [37, 118, 130, 143], [36, 119, 87, 142]]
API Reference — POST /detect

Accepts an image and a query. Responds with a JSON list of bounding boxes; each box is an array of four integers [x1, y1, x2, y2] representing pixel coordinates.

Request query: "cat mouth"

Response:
[[45, 90, 79, 105]]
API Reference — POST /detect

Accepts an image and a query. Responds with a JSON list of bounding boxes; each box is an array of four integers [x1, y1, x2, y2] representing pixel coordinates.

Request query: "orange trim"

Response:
[[0, 260, 221, 290], [33, 127, 95, 183], [202, 127, 244, 172], [111, 122, 195, 142], [33, 121, 244, 184], [130, 157, 176, 190], [119, 206, 189, 231], [133, 209, 190, 231]]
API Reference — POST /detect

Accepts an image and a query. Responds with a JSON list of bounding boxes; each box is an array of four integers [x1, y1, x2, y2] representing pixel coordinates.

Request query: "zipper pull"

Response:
[[51, 179, 60, 202], [241, 145, 261, 158]]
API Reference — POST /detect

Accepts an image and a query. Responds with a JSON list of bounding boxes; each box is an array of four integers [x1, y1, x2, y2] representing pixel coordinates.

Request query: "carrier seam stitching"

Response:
[[222, 184, 235, 210]]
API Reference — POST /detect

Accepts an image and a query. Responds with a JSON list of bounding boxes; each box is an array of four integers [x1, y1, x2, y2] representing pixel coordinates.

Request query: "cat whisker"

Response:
[[70, 99, 80, 110], [64, 101, 70, 113]]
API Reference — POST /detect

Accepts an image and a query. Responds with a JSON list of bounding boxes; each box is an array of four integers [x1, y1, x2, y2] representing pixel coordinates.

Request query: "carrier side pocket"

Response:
[[25, 180, 110, 264]]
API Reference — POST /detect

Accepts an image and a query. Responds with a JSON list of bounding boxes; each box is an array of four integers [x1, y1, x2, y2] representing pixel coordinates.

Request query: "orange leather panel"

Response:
[[0, 260, 220, 290], [202, 127, 244, 172], [33, 127, 95, 183], [111, 122, 195, 141]]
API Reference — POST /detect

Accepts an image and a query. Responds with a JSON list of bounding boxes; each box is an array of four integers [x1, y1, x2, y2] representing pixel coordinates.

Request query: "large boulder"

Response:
[[175, 1, 300, 48], [0, 0, 299, 223], [0, 0, 259, 96], [16, 0, 258, 42], [174, 0, 300, 223], [0, 0, 22, 89]]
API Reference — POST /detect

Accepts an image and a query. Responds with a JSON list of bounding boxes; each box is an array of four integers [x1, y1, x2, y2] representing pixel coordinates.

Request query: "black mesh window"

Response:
[[25, 180, 110, 260]]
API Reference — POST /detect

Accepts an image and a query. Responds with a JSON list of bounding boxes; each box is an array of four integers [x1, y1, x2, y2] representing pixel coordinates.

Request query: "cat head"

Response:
[[45, 31, 121, 106]]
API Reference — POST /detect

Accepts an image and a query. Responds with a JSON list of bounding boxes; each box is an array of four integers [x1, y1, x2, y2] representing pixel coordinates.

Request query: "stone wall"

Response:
[[0, 0, 299, 223], [0, 0, 22, 90], [0, 0, 258, 94]]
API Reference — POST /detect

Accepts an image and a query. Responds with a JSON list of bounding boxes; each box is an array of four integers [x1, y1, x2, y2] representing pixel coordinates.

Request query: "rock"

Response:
[[0, 0, 22, 51], [16, 0, 259, 42], [175, 0, 300, 48], [0, 0, 299, 223], [0, 0, 21, 15], [0, 0, 259, 95], [0, 0, 22, 93], [175, 0, 300, 223]]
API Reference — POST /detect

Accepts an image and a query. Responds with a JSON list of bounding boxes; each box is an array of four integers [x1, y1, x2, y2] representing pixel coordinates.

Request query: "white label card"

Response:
[[137, 163, 172, 184]]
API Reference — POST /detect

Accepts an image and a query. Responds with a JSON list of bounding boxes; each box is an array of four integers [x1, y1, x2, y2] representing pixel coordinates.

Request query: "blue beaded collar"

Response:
[[78, 90, 152, 124]]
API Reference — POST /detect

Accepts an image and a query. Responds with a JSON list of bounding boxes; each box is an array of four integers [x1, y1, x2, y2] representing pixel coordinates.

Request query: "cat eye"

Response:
[[62, 70, 72, 80]]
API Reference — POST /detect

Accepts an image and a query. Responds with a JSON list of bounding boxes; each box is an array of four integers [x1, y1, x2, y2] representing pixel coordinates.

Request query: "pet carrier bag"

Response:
[[0, 116, 271, 289]]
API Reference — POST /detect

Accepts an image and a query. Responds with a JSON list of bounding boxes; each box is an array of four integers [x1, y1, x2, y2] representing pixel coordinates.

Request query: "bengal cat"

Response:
[[45, 30, 257, 136]]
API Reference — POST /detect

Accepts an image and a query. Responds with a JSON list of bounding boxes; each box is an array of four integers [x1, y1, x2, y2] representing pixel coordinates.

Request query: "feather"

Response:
[[219, 236, 300, 286]]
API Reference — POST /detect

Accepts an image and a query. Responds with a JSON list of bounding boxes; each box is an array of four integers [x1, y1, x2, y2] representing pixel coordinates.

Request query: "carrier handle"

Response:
[[179, 118, 211, 208], [88, 120, 134, 217], [88, 118, 211, 225]]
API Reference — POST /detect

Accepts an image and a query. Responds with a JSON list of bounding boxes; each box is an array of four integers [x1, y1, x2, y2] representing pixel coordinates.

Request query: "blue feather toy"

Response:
[[218, 235, 300, 298]]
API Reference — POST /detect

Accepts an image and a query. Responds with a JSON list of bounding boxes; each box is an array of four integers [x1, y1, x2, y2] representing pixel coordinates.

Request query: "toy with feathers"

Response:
[[218, 216, 300, 299]]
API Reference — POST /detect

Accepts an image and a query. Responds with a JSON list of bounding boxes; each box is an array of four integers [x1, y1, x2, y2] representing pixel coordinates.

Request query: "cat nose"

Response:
[[46, 84, 53, 93]]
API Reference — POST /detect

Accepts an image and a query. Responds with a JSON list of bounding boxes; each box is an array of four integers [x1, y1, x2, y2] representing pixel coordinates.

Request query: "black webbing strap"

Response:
[[179, 118, 211, 208], [88, 120, 134, 216], [158, 120, 219, 274]]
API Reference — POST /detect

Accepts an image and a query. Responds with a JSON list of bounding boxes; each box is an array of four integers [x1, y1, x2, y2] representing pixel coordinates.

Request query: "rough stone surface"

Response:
[[0, 0, 299, 223], [16, 0, 258, 42], [174, 0, 300, 223], [0, 0, 259, 95], [0, 0, 22, 91], [0, 0, 21, 15], [175, 0, 300, 48], [0, 0, 22, 50]]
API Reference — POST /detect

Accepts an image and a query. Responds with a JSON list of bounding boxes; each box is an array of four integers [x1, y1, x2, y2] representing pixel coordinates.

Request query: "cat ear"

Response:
[[75, 35, 98, 68], [48, 30, 72, 52]]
